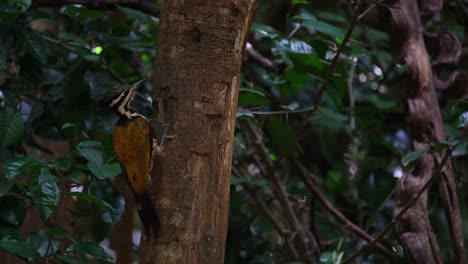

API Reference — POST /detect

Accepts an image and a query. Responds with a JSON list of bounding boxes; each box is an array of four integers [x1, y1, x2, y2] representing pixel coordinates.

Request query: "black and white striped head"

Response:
[[104, 79, 145, 118]]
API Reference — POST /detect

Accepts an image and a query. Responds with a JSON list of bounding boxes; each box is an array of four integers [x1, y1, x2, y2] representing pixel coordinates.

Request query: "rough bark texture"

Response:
[[386, 0, 465, 263], [140, 1, 258, 263]]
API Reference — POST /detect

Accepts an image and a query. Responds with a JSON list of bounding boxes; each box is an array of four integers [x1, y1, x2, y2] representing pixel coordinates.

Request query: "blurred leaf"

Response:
[[85, 71, 118, 102], [54, 157, 72, 170], [0, 226, 23, 240], [0, 197, 26, 226], [61, 5, 105, 19], [117, 5, 150, 23], [74, 241, 113, 260], [402, 150, 426, 167], [452, 141, 467, 157], [325, 170, 347, 193], [293, 13, 345, 38], [87, 162, 121, 180], [292, 0, 308, 5], [0, 108, 24, 147], [20, 29, 48, 63], [265, 117, 297, 156], [89, 181, 125, 224], [8, 0, 31, 12], [0, 239, 40, 259], [250, 23, 279, 39], [29, 168, 59, 220], [68, 192, 114, 211], [0, 183, 12, 197], [3, 157, 45, 180], [56, 252, 87, 264], [28, 229, 59, 257], [77, 141, 103, 166]]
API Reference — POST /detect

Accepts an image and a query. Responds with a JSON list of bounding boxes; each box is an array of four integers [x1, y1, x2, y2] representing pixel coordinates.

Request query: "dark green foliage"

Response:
[[0, 1, 157, 262], [0, 0, 466, 263]]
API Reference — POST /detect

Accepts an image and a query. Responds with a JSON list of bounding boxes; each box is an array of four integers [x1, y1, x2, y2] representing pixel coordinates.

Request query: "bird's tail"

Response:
[[137, 191, 160, 239]]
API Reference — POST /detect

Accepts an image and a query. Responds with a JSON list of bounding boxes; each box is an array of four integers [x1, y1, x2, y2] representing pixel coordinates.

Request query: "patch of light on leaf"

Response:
[[459, 112, 468, 128], [358, 73, 367, 82], [100, 239, 116, 261], [141, 53, 150, 63], [325, 50, 334, 60], [371, 83, 378, 90], [378, 85, 387, 93], [373, 65, 383, 76], [133, 231, 141, 246], [278, 39, 313, 54], [393, 166, 403, 178], [70, 185, 83, 192], [92, 46, 103, 55], [17, 100, 32, 122]]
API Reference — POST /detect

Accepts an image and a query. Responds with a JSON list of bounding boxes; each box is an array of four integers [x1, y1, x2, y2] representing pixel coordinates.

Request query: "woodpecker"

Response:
[[103, 79, 160, 239]]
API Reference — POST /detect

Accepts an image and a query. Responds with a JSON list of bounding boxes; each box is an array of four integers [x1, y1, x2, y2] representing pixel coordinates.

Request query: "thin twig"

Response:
[[311, 11, 359, 110], [240, 120, 313, 262], [347, 57, 357, 130], [342, 148, 452, 263], [293, 160, 394, 258], [241, 183, 300, 259], [245, 42, 278, 72]]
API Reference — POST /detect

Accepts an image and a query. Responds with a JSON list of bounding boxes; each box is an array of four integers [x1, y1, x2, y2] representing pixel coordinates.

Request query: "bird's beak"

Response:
[[131, 79, 146, 90]]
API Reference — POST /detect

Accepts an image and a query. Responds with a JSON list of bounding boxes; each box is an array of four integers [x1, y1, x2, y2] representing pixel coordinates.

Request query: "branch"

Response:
[[311, 10, 358, 110], [240, 119, 315, 261], [292, 160, 394, 259], [31, 0, 160, 17], [245, 42, 279, 72], [241, 183, 300, 259], [342, 148, 452, 263]]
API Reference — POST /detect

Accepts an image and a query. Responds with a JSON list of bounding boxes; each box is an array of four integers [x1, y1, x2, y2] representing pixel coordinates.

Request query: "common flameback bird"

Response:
[[103, 79, 160, 239]]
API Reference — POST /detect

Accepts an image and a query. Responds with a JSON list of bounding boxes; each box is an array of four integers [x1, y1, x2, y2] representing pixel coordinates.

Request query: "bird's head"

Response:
[[103, 79, 145, 118]]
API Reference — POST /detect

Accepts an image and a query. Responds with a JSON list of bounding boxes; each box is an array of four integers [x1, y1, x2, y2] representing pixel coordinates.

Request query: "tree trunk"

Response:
[[386, 0, 465, 263], [140, 1, 258, 263]]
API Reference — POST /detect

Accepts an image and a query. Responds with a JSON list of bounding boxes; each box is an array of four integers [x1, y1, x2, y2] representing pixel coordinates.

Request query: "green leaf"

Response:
[[0, 197, 27, 226], [74, 241, 113, 260], [20, 29, 48, 63], [292, 0, 308, 5], [0, 239, 40, 259], [61, 123, 76, 130], [29, 169, 59, 220], [453, 141, 467, 157], [3, 157, 45, 180], [76, 141, 103, 166], [89, 181, 125, 224], [0, 183, 12, 197], [68, 192, 114, 211], [28, 229, 59, 257], [293, 13, 345, 39], [401, 150, 426, 167], [87, 162, 121, 180], [0, 108, 24, 147], [56, 252, 87, 264], [264, 117, 297, 156], [54, 157, 72, 170], [117, 5, 150, 23], [0, 226, 23, 240], [8, 0, 31, 12]]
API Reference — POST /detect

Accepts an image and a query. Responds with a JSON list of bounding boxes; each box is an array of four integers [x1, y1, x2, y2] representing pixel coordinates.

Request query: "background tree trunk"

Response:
[[140, 1, 258, 263], [386, 0, 465, 263]]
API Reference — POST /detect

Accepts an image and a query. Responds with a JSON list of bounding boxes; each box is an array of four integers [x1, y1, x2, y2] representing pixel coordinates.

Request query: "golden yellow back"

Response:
[[112, 115, 152, 195]]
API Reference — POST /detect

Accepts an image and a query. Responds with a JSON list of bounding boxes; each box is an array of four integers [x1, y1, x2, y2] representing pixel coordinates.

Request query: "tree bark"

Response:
[[386, 0, 465, 263], [140, 1, 258, 263]]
